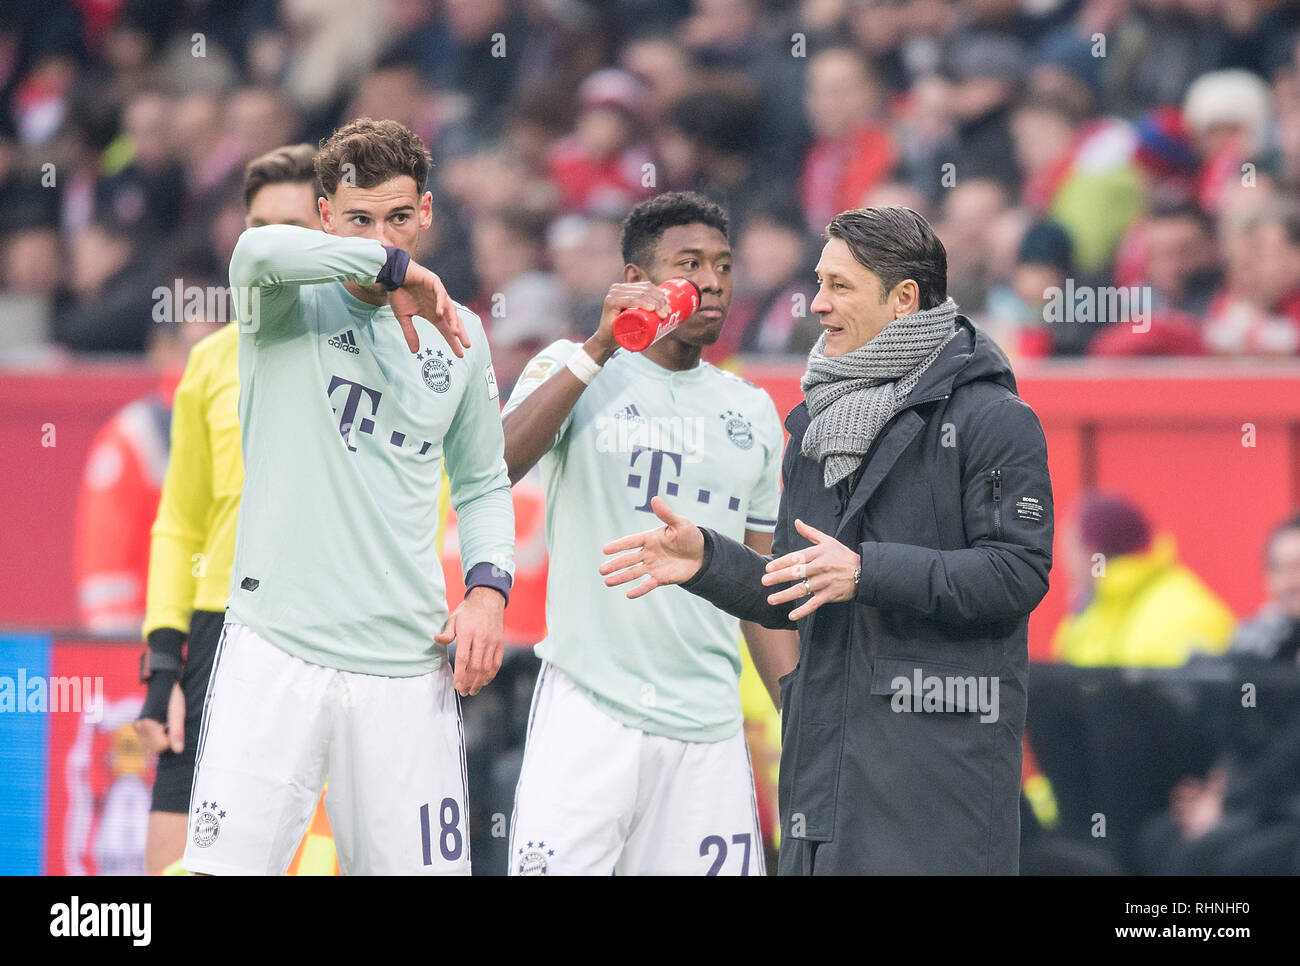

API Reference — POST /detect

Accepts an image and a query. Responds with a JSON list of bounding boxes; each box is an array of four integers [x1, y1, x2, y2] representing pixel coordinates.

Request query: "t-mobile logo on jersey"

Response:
[[328, 375, 437, 457], [627, 445, 744, 516], [329, 375, 382, 452]]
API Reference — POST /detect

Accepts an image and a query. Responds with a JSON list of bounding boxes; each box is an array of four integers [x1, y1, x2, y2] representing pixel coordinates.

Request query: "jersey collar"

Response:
[[618, 347, 709, 384]]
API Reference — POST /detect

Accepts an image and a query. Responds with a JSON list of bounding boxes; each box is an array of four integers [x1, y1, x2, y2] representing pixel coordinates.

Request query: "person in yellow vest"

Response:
[[1053, 493, 1235, 667], [135, 144, 335, 875]]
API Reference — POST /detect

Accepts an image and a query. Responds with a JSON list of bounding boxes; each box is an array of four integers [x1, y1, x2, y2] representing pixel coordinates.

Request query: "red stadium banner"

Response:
[[43, 640, 151, 876]]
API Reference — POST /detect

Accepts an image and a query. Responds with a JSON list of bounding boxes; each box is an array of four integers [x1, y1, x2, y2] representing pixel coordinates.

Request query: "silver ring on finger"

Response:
[[802, 579, 812, 597]]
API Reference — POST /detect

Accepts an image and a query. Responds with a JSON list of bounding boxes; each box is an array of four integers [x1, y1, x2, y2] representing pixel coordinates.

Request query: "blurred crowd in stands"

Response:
[[4, 0, 1300, 385]]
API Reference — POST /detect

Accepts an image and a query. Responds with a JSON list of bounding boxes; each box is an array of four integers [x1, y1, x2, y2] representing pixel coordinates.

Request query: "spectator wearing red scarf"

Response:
[[799, 47, 896, 235]]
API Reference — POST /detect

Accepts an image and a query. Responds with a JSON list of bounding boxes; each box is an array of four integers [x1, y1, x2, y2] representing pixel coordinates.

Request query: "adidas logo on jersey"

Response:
[[329, 330, 360, 354]]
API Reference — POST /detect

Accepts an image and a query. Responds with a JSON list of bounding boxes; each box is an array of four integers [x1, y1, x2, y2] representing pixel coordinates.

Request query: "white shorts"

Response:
[[508, 662, 764, 876], [183, 622, 469, 875]]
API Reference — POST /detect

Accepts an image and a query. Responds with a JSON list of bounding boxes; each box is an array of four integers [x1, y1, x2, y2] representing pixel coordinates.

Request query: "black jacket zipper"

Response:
[[990, 468, 1003, 540]]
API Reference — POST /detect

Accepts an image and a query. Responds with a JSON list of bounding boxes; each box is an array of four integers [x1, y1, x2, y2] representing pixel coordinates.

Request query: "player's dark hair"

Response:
[[1265, 511, 1300, 567], [621, 191, 730, 269], [826, 206, 948, 310], [314, 118, 431, 196], [242, 143, 321, 210]]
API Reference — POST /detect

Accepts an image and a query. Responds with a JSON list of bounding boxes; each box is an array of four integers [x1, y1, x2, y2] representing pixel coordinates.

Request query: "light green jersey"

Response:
[[504, 341, 783, 741], [227, 224, 514, 676]]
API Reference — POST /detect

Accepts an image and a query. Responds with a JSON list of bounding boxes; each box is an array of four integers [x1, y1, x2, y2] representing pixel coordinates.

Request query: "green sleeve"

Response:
[[228, 225, 389, 341], [442, 308, 516, 582]]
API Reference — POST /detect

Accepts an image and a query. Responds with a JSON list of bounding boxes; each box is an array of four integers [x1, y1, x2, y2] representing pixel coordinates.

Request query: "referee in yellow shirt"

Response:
[[135, 144, 326, 874]]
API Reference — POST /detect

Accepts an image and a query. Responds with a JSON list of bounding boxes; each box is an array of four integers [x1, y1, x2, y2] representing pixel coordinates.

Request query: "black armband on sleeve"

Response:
[[465, 561, 512, 605], [377, 245, 411, 291]]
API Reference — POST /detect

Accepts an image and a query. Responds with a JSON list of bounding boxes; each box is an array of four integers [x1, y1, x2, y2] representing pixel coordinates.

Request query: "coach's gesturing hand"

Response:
[[761, 519, 860, 621], [438, 586, 505, 696], [600, 496, 705, 598], [390, 262, 469, 357]]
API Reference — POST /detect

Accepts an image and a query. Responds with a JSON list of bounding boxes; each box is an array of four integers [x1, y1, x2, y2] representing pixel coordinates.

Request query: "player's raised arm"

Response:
[[228, 224, 422, 340], [501, 281, 669, 484]]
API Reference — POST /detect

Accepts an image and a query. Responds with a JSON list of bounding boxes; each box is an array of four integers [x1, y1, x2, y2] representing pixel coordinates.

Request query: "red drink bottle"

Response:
[[612, 278, 702, 351]]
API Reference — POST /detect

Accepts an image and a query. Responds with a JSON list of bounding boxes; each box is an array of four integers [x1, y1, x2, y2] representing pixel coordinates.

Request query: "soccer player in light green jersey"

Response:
[[184, 119, 514, 876], [502, 192, 798, 875]]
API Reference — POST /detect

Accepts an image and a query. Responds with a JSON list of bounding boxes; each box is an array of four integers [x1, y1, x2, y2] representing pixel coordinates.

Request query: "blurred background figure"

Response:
[[1202, 204, 1300, 356], [1138, 511, 1300, 876], [547, 212, 625, 329], [715, 196, 820, 360], [548, 68, 655, 215], [800, 46, 896, 234], [942, 32, 1027, 195], [1052, 493, 1236, 667], [1232, 512, 1300, 665], [489, 271, 579, 399], [52, 216, 163, 354], [983, 217, 1074, 358]]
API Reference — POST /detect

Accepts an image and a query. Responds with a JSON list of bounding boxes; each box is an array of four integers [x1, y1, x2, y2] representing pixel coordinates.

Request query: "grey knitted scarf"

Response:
[[801, 298, 959, 486]]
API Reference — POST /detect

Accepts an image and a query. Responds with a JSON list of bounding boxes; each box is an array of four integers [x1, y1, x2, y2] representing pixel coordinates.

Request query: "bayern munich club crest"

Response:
[[192, 800, 226, 848], [721, 410, 754, 450], [418, 348, 453, 393], [516, 841, 554, 875]]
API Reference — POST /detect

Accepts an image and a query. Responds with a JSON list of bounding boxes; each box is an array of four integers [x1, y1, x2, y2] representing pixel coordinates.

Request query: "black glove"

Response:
[[139, 627, 184, 724]]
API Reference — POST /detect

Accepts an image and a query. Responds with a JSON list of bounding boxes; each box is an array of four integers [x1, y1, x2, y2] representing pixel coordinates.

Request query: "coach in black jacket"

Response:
[[602, 206, 1053, 874]]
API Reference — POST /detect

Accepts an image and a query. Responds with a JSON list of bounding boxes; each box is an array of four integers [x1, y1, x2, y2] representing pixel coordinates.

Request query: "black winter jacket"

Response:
[[682, 316, 1053, 874]]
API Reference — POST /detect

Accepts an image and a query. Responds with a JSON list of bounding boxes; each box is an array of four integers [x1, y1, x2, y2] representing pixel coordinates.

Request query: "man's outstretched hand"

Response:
[[389, 261, 469, 356], [600, 496, 705, 598]]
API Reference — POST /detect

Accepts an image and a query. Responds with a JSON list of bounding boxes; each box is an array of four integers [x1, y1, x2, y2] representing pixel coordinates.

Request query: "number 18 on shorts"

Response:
[[184, 622, 471, 875]]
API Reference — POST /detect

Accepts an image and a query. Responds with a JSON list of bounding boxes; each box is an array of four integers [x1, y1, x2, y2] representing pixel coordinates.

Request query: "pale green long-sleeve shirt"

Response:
[[226, 225, 514, 675]]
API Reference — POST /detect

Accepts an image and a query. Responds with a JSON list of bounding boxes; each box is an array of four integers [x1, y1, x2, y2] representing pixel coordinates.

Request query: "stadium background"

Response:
[[1, 0, 1299, 875]]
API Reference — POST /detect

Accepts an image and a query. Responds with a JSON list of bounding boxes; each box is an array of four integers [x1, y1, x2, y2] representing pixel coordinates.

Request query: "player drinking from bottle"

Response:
[[183, 118, 514, 875], [502, 191, 797, 875]]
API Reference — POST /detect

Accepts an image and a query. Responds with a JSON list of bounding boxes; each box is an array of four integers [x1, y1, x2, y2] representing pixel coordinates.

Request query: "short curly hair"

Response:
[[314, 117, 431, 196], [621, 191, 730, 268]]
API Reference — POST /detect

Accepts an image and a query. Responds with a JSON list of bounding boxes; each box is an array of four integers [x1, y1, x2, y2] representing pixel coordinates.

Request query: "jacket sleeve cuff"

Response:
[[680, 527, 717, 590], [376, 245, 411, 290], [855, 542, 881, 606], [465, 561, 511, 605], [145, 627, 186, 667]]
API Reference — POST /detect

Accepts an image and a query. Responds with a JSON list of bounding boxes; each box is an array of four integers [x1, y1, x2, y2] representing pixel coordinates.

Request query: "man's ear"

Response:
[[318, 196, 334, 233], [892, 279, 920, 317], [419, 190, 433, 231], [624, 263, 648, 283]]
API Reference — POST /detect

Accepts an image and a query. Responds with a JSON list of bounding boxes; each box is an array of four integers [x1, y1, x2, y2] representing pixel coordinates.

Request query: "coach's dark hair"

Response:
[[826, 206, 948, 310], [314, 118, 431, 196], [243, 143, 321, 210], [621, 191, 730, 268], [1265, 511, 1300, 567]]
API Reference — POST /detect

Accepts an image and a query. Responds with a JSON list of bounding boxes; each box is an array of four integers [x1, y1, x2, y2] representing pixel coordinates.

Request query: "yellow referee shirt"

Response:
[[144, 323, 242, 635]]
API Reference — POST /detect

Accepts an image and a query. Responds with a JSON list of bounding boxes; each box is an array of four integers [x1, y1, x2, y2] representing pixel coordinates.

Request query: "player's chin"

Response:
[[676, 319, 725, 346]]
